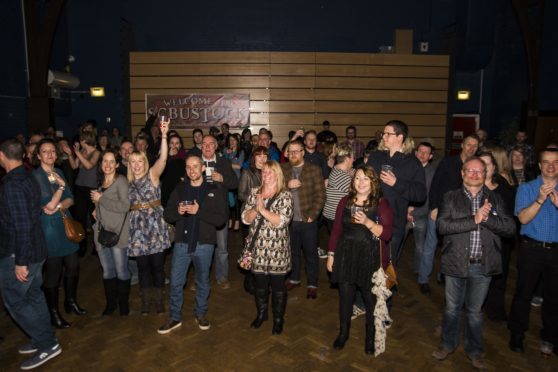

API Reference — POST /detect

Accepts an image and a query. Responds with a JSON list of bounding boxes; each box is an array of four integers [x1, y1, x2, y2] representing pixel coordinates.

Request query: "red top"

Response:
[[328, 196, 393, 269]]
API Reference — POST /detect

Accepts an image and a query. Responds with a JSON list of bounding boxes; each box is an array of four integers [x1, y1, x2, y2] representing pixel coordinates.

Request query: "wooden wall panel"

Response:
[[129, 51, 449, 151]]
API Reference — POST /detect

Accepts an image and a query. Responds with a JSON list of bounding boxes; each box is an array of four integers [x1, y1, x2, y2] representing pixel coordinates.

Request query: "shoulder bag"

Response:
[[61, 208, 86, 244], [380, 240, 398, 289], [97, 206, 127, 248]]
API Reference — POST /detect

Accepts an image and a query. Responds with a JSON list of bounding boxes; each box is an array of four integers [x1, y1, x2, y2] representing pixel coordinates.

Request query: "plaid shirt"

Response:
[[342, 139, 366, 160], [0, 166, 47, 266], [281, 162, 326, 222], [463, 187, 483, 260]]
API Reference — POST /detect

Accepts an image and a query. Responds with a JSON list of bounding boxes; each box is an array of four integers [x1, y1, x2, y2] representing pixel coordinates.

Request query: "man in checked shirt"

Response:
[[430, 157, 515, 370]]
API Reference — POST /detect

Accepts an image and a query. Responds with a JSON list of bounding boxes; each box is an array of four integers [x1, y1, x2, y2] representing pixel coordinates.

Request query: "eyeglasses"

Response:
[[382, 132, 398, 137], [288, 150, 303, 154], [463, 169, 485, 175]]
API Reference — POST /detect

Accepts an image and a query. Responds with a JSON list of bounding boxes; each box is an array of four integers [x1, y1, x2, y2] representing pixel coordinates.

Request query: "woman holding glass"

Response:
[[327, 165, 393, 354], [91, 149, 131, 316], [224, 133, 245, 231], [241, 160, 293, 335], [128, 118, 170, 315], [32, 139, 83, 329]]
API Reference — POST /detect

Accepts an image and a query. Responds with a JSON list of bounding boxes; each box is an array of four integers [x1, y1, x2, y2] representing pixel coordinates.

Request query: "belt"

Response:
[[469, 257, 482, 264], [522, 236, 558, 249], [130, 199, 161, 211]]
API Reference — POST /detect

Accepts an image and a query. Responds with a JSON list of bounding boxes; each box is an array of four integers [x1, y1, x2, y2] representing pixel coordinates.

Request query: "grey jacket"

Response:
[[93, 175, 131, 249], [437, 186, 515, 278]]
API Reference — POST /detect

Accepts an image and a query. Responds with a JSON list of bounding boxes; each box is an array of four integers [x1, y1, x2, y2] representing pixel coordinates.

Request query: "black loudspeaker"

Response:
[[455, 0, 497, 71]]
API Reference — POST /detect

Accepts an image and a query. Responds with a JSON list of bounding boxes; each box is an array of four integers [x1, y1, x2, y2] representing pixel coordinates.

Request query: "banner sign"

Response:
[[145, 93, 250, 129]]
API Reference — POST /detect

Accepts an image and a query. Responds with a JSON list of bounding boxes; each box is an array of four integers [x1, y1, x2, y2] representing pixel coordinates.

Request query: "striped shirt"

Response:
[[323, 167, 354, 220]]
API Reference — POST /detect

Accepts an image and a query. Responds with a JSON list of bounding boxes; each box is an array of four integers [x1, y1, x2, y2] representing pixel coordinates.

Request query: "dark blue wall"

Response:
[[1, 0, 556, 141]]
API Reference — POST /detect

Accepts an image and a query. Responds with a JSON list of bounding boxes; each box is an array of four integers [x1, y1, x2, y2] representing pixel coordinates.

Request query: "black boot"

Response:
[[154, 287, 165, 314], [44, 287, 71, 329], [333, 322, 350, 350], [271, 291, 287, 335], [118, 279, 131, 316], [64, 276, 87, 315], [140, 288, 151, 315], [250, 288, 269, 329], [102, 278, 118, 316], [365, 323, 375, 354]]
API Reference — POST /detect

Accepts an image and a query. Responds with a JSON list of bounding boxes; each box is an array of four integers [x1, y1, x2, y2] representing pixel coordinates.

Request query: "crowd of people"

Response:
[[0, 118, 557, 369]]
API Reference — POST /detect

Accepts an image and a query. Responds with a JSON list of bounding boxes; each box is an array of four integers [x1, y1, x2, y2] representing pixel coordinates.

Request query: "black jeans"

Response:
[[508, 240, 558, 345], [484, 237, 512, 320], [43, 251, 79, 289], [136, 252, 166, 289], [289, 220, 319, 287]]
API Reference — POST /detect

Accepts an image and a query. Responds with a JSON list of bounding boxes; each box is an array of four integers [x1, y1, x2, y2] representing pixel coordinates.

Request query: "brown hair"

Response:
[[347, 165, 381, 210]]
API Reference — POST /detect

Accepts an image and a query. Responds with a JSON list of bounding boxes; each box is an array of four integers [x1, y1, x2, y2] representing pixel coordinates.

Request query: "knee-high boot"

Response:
[[333, 321, 351, 350], [271, 291, 287, 335], [44, 287, 71, 329], [250, 288, 269, 328], [154, 287, 165, 314], [118, 279, 131, 316], [365, 322, 375, 355], [64, 276, 87, 315], [102, 278, 118, 316], [140, 287, 151, 315]]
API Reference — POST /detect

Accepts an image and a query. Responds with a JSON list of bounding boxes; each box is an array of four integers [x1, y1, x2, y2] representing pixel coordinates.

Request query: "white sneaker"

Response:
[[351, 305, 366, 320]]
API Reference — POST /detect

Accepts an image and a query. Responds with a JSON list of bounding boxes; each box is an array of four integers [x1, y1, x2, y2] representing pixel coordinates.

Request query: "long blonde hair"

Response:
[[378, 136, 415, 154], [127, 151, 149, 182], [259, 160, 287, 196], [489, 146, 513, 185]]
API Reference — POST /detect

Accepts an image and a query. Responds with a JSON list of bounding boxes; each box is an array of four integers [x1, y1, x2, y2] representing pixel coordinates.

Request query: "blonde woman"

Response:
[[128, 119, 170, 315], [490, 146, 513, 186], [241, 160, 293, 335]]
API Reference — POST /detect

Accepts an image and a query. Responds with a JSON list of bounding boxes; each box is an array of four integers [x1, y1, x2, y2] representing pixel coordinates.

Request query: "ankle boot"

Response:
[[154, 287, 165, 314], [64, 276, 87, 315], [43, 287, 71, 329], [140, 288, 151, 315], [250, 288, 269, 329], [271, 291, 287, 335], [118, 279, 131, 316], [365, 323, 375, 354], [102, 278, 118, 316], [333, 322, 350, 350]]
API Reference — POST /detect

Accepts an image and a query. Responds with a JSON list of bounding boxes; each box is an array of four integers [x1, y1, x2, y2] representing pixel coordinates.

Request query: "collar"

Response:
[[202, 155, 217, 163]]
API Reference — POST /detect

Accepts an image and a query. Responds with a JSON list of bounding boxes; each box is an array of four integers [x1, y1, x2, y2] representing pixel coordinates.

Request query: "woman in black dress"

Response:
[[327, 165, 393, 354]]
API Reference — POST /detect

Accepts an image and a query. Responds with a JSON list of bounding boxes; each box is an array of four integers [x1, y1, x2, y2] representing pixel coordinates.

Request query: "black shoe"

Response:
[[364, 323, 375, 354], [509, 333, 524, 353], [64, 277, 87, 315], [250, 289, 269, 329], [419, 283, 431, 295], [43, 287, 71, 329], [333, 333, 349, 350], [271, 291, 287, 335], [117, 279, 131, 316]]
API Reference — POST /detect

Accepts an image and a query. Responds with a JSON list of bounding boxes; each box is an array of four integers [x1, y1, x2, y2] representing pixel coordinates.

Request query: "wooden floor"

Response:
[[1, 229, 557, 372]]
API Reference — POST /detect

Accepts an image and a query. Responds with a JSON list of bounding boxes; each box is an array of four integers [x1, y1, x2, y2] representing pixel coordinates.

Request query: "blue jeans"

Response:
[[169, 242, 214, 320], [289, 220, 319, 287], [214, 225, 228, 281], [440, 264, 491, 357], [97, 246, 130, 280], [403, 215, 428, 273], [418, 217, 438, 284], [0, 256, 58, 350]]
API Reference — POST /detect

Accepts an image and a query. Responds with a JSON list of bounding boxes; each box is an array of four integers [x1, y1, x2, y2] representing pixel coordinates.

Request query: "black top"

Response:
[[0, 166, 48, 265], [429, 155, 464, 210]]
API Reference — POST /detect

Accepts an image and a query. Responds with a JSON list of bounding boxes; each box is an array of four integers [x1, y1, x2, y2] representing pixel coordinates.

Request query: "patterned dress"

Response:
[[128, 175, 170, 257], [241, 189, 293, 274]]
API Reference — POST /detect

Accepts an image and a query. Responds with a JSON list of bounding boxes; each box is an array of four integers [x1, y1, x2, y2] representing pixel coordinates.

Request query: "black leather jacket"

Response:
[[437, 186, 515, 278]]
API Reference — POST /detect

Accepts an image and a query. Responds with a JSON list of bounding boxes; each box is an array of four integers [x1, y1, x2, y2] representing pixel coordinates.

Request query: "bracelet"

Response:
[[535, 199, 543, 206], [327, 252, 335, 257], [58, 185, 65, 191], [56, 203, 62, 209]]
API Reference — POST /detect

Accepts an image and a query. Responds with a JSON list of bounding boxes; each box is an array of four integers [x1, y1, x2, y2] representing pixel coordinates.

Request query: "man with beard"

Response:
[[281, 139, 326, 299]]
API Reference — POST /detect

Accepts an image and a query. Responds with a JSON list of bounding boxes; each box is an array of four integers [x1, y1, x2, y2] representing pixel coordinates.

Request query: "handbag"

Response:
[[238, 194, 277, 270], [97, 208, 127, 248], [60, 208, 85, 244], [380, 240, 398, 289]]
